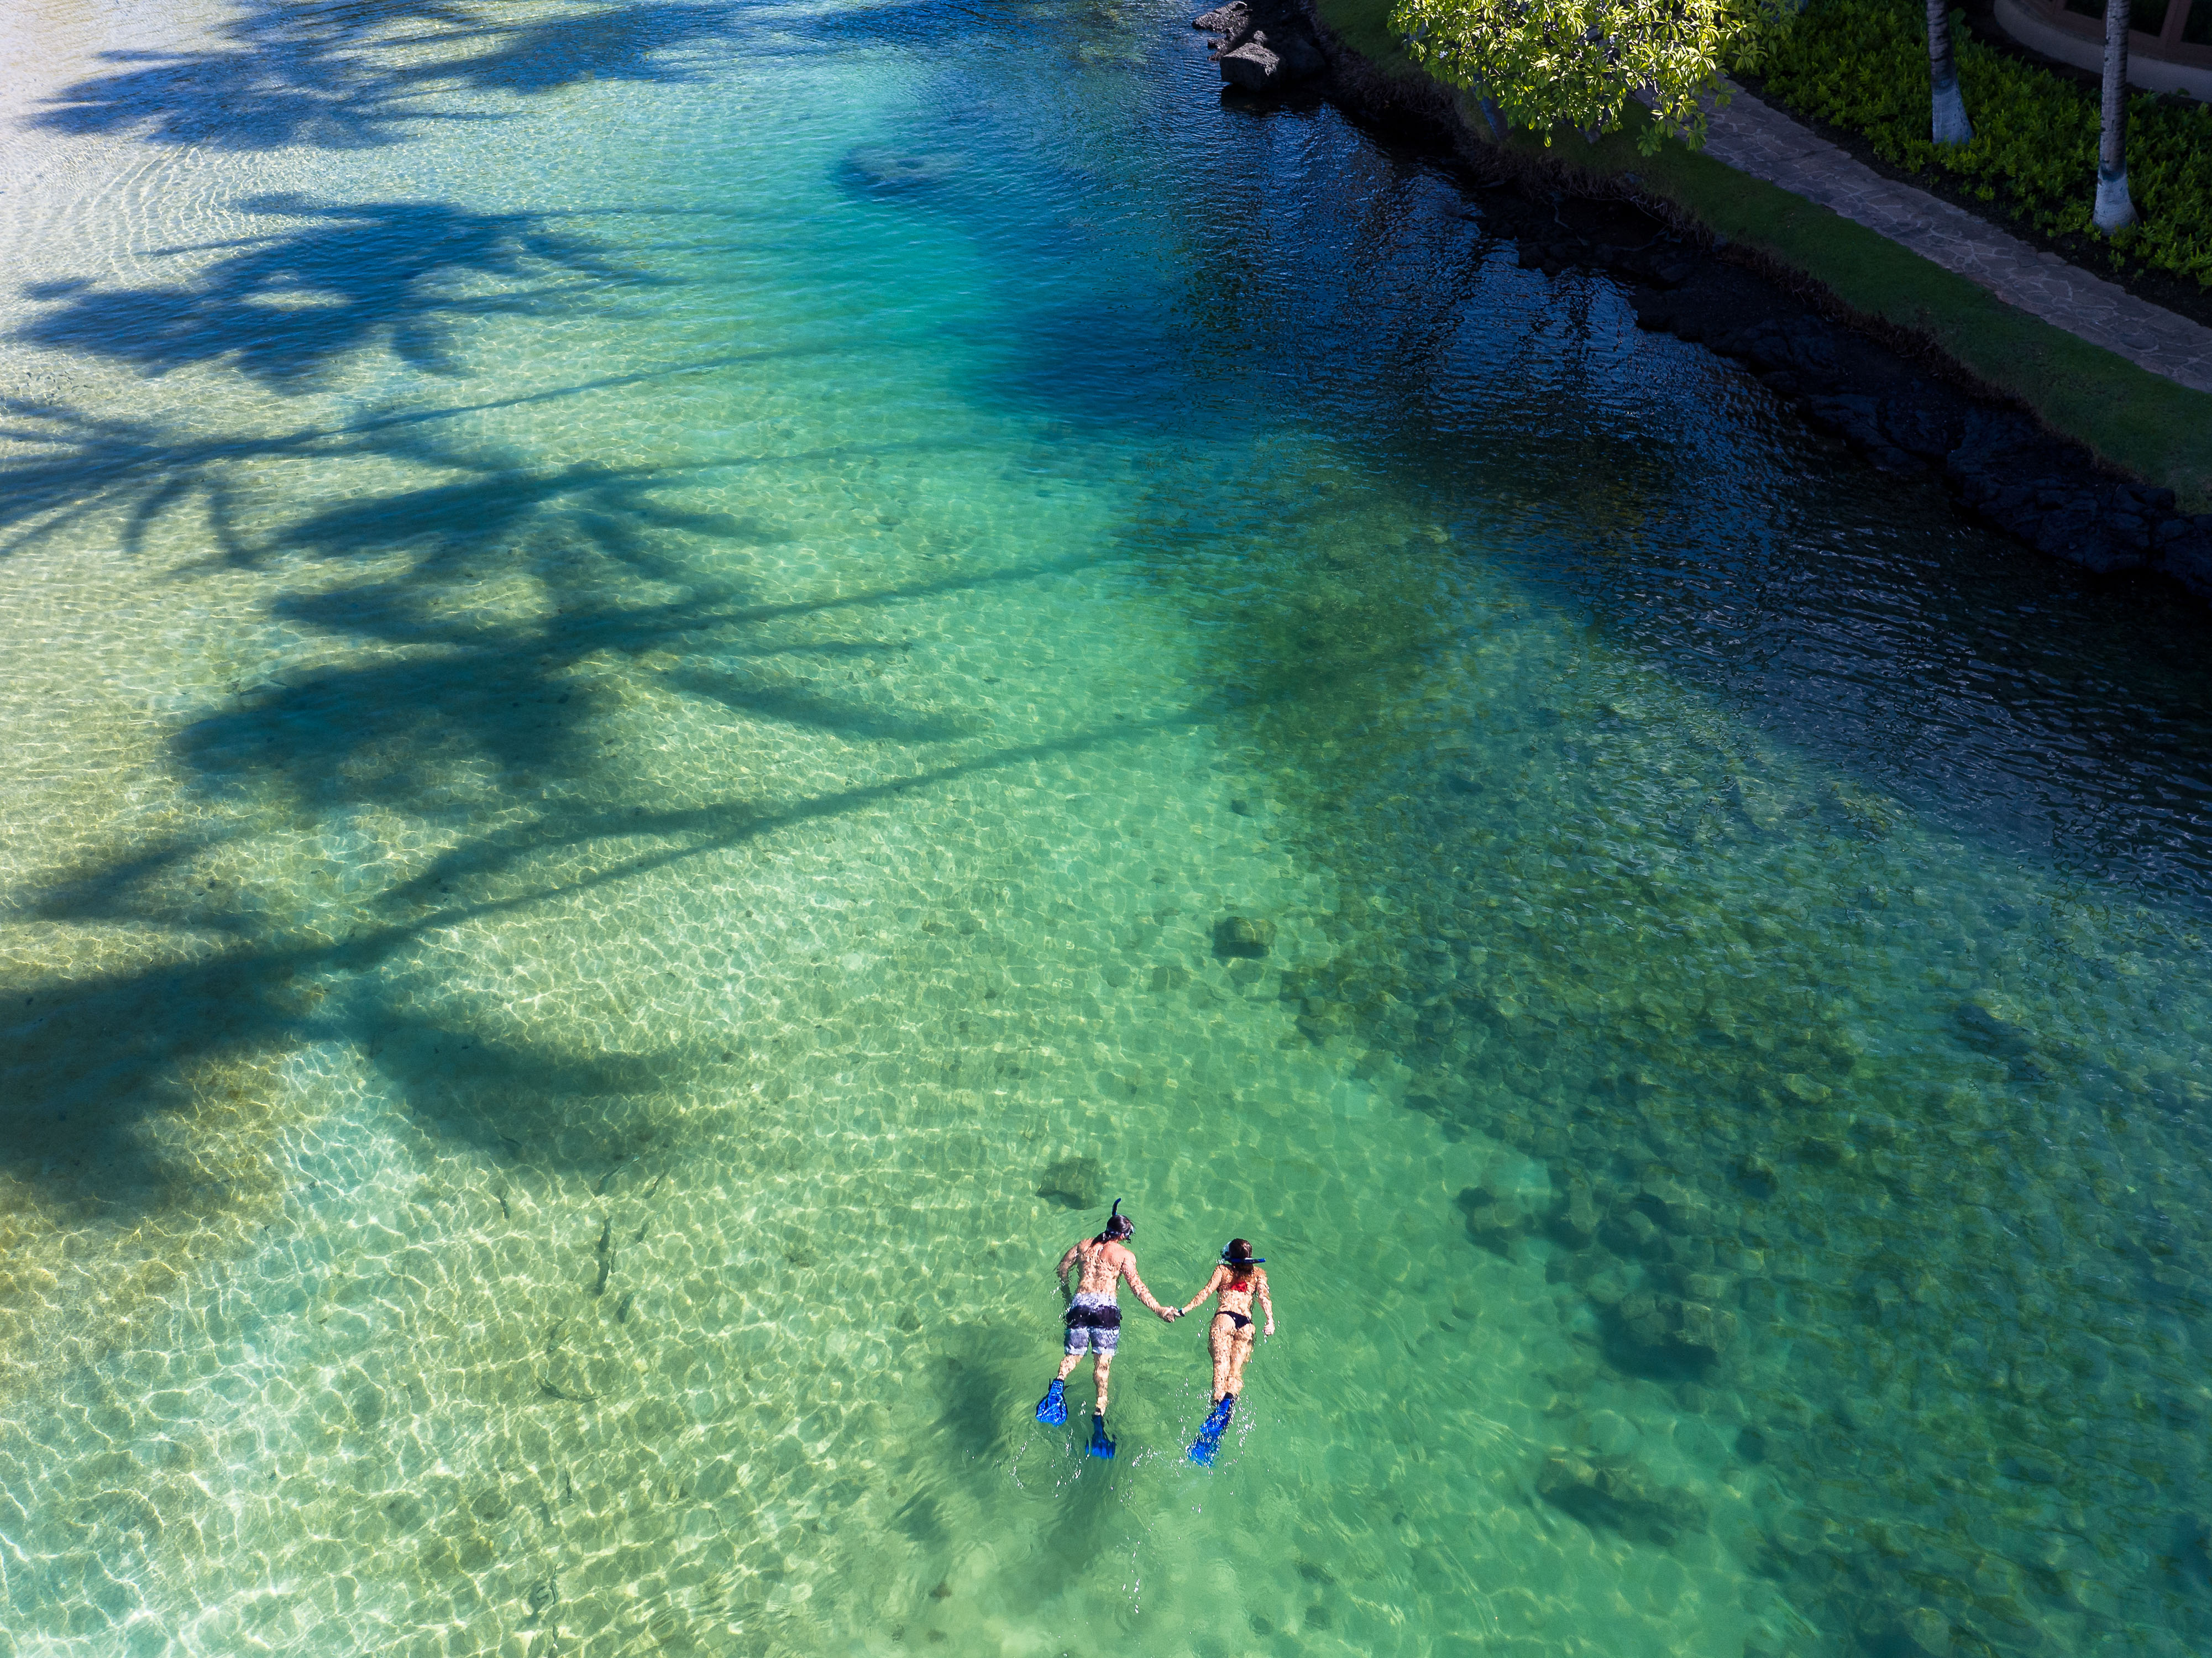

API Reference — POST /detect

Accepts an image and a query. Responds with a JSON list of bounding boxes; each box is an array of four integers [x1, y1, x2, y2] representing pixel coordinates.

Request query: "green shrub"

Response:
[[1742, 0, 2212, 287]]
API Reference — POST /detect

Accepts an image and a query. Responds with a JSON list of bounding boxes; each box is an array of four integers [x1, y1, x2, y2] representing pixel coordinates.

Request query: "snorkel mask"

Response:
[[1100, 1198, 1134, 1241]]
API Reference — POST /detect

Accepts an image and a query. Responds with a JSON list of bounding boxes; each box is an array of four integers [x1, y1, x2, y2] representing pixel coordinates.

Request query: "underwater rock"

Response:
[[1577, 1408, 1639, 1456], [1537, 1452, 1706, 1547], [1606, 1284, 1737, 1371], [1664, 1232, 1716, 1271], [1296, 1000, 1355, 1043], [1798, 1131, 1858, 1166], [1604, 1206, 1664, 1258], [1892, 1607, 1954, 1656], [1678, 1269, 1733, 1304], [1582, 1263, 1634, 1307], [1414, 1000, 1463, 1049], [1457, 1184, 1528, 1250], [1212, 915, 1276, 959], [1675, 1300, 1737, 1357], [838, 146, 961, 195], [1036, 1156, 1105, 1209], [1952, 998, 2036, 1057], [1639, 1177, 1710, 1234], [1951, 999, 2048, 1084], [1551, 1183, 1602, 1247]]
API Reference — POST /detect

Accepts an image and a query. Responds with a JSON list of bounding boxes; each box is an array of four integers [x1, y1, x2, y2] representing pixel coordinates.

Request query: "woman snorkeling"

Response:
[[1177, 1238, 1273, 1464]]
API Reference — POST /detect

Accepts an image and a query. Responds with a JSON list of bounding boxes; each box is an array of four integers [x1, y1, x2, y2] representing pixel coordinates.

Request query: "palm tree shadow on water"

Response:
[[17, 195, 658, 391], [29, 0, 977, 154], [0, 177, 1219, 1368], [30, 0, 742, 152], [0, 397, 1204, 1205]]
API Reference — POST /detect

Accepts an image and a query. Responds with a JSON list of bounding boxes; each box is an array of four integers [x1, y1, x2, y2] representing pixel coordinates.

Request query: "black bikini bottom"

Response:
[[1217, 1311, 1251, 1331]]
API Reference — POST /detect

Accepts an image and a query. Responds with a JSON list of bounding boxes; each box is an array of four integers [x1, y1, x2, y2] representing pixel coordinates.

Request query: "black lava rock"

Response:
[[1197, 0, 1322, 88]]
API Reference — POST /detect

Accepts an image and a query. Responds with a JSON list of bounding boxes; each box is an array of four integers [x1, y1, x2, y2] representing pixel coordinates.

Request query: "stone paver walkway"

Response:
[[1698, 82, 2212, 395]]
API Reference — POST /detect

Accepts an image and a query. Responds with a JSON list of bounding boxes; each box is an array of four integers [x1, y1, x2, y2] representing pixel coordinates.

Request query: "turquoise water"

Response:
[[7, 2, 2212, 1655]]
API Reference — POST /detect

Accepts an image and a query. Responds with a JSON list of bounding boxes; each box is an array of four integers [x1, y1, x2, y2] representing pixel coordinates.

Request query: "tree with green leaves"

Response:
[[2094, 0, 2138, 232], [1391, 0, 1793, 152]]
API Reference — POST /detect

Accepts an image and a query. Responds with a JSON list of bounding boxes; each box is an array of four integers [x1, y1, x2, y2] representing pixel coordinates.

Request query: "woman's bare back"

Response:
[[1216, 1267, 1262, 1318]]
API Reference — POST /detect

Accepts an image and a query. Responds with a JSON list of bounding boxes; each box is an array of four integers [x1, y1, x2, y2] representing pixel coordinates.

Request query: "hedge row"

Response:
[[1742, 0, 2212, 288]]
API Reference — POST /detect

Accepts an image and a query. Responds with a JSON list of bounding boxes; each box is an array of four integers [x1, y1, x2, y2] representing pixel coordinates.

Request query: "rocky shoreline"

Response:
[[1194, 0, 2212, 599], [1193, 0, 1325, 90]]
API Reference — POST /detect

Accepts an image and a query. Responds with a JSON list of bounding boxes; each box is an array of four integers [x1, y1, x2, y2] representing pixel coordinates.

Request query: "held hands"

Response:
[[1157, 1307, 1182, 1322]]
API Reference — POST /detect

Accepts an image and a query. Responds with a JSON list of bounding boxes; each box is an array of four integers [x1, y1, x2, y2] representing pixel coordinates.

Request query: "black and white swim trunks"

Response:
[[1063, 1293, 1121, 1356]]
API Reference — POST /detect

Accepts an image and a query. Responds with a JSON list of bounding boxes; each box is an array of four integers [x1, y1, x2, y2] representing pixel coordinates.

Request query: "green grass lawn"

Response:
[[1311, 0, 2212, 510], [1314, 0, 1426, 74]]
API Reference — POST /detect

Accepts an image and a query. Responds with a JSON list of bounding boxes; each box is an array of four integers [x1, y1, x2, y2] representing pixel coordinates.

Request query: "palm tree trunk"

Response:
[[2094, 0, 2138, 232], [1926, 0, 1973, 145]]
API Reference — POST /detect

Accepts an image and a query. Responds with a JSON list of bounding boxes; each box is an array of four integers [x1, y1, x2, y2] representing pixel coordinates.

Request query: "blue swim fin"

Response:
[[1187, 1394, 1235, 1466], [1036, 1379, 1067, 1426], [1086, 1412, 1117, 1460]]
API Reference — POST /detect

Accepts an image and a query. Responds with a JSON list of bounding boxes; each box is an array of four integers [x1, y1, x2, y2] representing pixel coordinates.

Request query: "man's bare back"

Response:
[[1057, 1236, 1169, 1307]]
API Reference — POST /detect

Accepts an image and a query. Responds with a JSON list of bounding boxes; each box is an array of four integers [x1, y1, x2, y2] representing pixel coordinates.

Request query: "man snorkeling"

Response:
[[1035, 1199, 1178, 1459]]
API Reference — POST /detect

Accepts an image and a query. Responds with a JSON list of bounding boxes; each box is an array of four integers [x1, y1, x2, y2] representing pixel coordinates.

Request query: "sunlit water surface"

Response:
[[7, 3, 2212, 1656]]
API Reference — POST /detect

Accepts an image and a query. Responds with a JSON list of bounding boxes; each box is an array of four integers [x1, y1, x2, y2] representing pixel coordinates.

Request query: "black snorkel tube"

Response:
[[1098, 1197, 1134, 1242]]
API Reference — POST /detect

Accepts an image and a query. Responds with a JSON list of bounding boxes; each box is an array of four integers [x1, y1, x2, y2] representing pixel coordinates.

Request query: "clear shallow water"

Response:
[[6, 3, 2212, 1656]]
